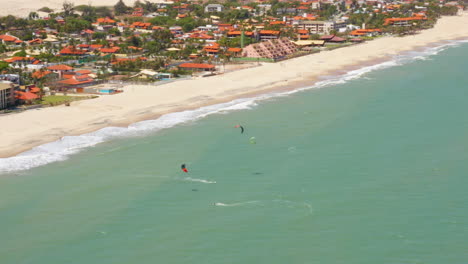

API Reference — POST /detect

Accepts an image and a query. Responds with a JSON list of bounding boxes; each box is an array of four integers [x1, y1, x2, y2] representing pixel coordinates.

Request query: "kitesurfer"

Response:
[[234, 125, 244, 134], [181, 164, 188, 173]]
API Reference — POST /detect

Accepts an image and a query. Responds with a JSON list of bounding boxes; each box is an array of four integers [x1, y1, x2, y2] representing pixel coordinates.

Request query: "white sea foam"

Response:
[[214, 201, 260, 207], [184, 177, 216, 184], [1, 39, 467, 174]]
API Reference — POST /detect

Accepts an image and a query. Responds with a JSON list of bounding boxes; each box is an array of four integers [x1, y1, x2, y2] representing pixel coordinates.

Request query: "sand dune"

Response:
[[0, 0, 136, 17]]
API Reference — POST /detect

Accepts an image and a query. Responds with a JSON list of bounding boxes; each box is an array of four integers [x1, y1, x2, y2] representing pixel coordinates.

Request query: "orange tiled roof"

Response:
[[32, 70, 53, 79], [58, 76, 94, 85], [384, 16, 426, 25], [60, 46, 87, 55], [4, 56, 37, 63], [97, 17, 116, 24], [90, 44, 104, 49], [270, 21, 286, 25], [179, 63, 215, 69], [76, 70, 93, 74], [350, 29, 382, 35], [130, 22, 151, 28], [16, 91, 38, 100], [29, 86, 41, 93], [259, 30, 280, 35], [47, 64, 73, 71], [0, 34, 19, 42], [99, 47, 120, 53], [29, 38, 43, 44], [227, 47, 242, 52]]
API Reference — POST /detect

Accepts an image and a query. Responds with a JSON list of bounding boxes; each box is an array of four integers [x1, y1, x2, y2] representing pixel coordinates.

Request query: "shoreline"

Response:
[[2, 13, 468, 162]]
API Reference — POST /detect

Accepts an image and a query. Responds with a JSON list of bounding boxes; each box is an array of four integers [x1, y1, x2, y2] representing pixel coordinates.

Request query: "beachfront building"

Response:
[[350, 28, 382, 37], [259, 30, 280, 41], [384, 16, 427, 26], [242, 38, 297, 59], [0, 82, 15, 109], [293, 20, 336, 35], [178, 63, 216, 72]]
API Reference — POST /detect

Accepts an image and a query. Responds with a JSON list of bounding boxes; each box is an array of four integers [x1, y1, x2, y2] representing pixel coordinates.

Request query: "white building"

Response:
[[205, 4, 224, 13]]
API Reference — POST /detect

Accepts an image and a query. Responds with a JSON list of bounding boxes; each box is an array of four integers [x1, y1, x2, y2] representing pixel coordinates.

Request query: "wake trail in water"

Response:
[[183, 177, 217, 184], [214, 201, 261, 207]]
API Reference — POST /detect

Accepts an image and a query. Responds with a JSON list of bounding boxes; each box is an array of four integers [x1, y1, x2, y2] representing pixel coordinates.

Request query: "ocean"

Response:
[[1, 40, 468, 264]]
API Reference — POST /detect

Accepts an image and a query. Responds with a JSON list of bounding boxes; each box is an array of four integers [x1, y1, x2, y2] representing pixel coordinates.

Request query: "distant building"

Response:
[[205, 4, 224, 13], [276, 7, 297, 15], [293, 20, 336, 35], [0, 82, 16, 109], [242, 38, 297, 59]]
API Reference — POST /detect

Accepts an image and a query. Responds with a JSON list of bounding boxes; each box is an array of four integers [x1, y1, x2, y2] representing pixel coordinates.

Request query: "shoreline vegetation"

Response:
[[1, 11, 468, 158]]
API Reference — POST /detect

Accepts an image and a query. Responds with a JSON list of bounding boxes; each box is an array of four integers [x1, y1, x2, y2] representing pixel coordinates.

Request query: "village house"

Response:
[[58, 71, 96, 92], [47, 64, 74, 78], [60, 46, 88, 56], [4, 57, 42, 69], [0, 34, 23, 46], [132, 7, 144, 17], [32, 70, 58, 80]]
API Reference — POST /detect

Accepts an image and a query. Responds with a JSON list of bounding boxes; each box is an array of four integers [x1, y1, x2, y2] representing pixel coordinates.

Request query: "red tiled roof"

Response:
[[320, 35, 335, 40]]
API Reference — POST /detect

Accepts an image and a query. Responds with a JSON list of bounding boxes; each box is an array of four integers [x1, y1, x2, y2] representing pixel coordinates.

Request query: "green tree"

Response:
[[14, 49, 27, 57], [0, 61, 9, 72], [38, 7, 54, 13], [62, 0, 75, 17], [114, 0, 130, 15]]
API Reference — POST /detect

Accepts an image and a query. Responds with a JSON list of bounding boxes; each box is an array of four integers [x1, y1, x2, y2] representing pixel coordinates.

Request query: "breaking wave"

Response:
[[1, 39, 466, 174]]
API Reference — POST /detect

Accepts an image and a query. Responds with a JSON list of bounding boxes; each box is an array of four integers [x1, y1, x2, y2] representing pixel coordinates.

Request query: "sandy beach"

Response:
[[2, 12, 468, 158]]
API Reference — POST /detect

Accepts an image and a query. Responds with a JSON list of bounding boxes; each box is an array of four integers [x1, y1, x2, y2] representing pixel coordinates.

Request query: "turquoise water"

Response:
[[1, 42, 468, 263]]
